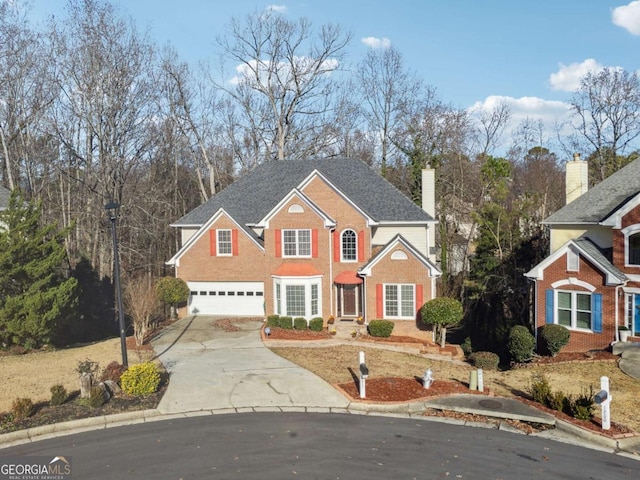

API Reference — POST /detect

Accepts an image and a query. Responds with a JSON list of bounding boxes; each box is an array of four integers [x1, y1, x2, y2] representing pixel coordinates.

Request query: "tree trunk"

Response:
[[80, 373, 94, 399]]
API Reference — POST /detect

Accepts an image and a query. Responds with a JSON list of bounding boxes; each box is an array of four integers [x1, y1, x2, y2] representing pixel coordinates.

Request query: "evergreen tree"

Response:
[[0, 190, 78, 348]]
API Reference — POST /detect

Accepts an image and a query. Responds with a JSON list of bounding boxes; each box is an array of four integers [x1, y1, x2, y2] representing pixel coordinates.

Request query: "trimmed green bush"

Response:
[[120, 362, 161, 396], [50, 384, 68, 406], [266, 315, 280, 327], [309, 317, 324, 331], [420, 297, 463, 347], [293, 317, 307, 330], [11, 397, 34, 421], [538, 324, 570, 356], [460, 337, 473, 357], [278, 316, 293, 329], [368, 319, 394, 338], [469, 351, 499, 370], [507, 325, 536, 363]]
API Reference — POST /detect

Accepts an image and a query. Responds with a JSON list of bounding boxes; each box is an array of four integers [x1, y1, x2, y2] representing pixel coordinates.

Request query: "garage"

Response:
[[187, 282, 264, 316]]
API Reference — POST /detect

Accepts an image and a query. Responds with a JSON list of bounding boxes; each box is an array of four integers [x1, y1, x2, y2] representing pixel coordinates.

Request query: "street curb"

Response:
[[1, 405, 639, 459]]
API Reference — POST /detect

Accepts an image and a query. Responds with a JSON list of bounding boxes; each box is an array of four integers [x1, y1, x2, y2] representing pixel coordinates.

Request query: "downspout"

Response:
[[329, 227, 334, 317], [615, 285, 620, 343]]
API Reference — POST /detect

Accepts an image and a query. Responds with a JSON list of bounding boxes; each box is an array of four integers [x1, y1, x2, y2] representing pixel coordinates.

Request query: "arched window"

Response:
[[341, 230, 357, 262]]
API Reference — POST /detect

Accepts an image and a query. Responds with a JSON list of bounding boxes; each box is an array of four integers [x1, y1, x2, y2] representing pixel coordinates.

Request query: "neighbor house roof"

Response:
[[544, 158, 640, 225], [173, 158, 434, 232]]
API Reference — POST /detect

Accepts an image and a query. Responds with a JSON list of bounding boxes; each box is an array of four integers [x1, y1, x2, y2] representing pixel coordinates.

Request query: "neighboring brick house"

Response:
[[167, 158, 441, 335], [525, 155, 640, 352]]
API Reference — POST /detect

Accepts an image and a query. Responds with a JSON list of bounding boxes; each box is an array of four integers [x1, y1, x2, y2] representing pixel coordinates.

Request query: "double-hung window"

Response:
[[341, 230, 357, 262], [629, 232, 640, 266], [217, 229, 232, 256], [557, 291, 592, 330], [384, 284, 415, 319], [283, 229, 311, 257]]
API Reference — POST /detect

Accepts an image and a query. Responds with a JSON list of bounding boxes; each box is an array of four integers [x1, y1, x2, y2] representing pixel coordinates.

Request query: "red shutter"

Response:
[[357, 230, 365, 261], [376, 284, 383, 318], [209, 230, 216, 256], [333, 230, 340, 262], [415, 284, 423, 313], [312, 229, 319, 258], [232, 229, 239, 256], [275, 229, 282, 257]]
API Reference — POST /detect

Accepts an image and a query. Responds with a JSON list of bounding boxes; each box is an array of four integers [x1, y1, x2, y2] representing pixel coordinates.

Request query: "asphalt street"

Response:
[[3, 412, 639, 480]]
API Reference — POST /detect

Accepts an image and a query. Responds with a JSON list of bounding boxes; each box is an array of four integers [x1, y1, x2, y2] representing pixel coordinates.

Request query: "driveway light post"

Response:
[[105, 201, 128, 367]]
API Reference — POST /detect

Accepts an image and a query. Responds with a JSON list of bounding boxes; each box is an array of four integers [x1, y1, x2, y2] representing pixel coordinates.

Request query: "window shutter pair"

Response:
[[276, 229, 318, 258], [209, 229, 239, 256], [544, 289, 602, 333]]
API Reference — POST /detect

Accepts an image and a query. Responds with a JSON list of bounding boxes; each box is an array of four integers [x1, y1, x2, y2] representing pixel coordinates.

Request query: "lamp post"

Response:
[[105, 201, 128, 367]]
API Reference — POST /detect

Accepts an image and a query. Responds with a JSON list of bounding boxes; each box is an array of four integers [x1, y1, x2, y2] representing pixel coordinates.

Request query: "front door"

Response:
[[337, 284, 360, 317]]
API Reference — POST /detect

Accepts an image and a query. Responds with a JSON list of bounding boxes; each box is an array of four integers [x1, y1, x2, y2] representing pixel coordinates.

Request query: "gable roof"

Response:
[[0, 185, 10, 210], [359, 234, 441, 277], [525, 237, 626, 285], [173, 158, 434, 234], [544, 158, 640, 225]]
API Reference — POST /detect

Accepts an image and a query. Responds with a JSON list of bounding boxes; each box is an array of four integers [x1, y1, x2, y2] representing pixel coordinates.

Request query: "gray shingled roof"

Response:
[[573, 238, 627, 284], [544, 158, 640, 224], [0, 185, 11, 209], [174, 158, 433, 232]]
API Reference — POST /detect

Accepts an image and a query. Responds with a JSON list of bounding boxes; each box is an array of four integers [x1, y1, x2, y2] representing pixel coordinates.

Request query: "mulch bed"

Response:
[[263, 326, 333, 340], [336, 377, 481, 402]]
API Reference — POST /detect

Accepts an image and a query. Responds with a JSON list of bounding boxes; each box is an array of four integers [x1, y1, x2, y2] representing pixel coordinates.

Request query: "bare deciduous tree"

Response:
[[124, 276, 159, 346], [570, 67, 640, 182]]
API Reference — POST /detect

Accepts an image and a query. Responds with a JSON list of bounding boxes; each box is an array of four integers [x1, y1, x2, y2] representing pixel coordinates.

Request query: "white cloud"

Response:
[[469, 95, 573, 146], [549, 59, 604, 92], [612, 1, 640, 35], [361, 36, 391, 49], [266, 5, 287, 13]]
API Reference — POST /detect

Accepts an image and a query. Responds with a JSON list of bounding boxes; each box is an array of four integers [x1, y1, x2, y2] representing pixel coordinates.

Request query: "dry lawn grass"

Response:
[[270, 345, 640, 433], [0, 339, 154, 413]]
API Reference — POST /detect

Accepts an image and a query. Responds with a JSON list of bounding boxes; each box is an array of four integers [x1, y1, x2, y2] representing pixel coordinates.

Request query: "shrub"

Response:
[[89, 386, 107, 408], [529, 373, 552, 405], [567, 387, 595, 421], [309, 317, 324, 332], [11, 397, 34, 421], [460, 337, 473, 357], [266, 315, 280, 327], [469, 351, 500, 370], [420, 297, 463, 347], [100, 361, 127, 384], [155, 276, 190, 318], [548, 390, 566, 412], [278, 316, 293, 329], [507, 325, 536, 363], [50, 384, 68, 406], [293, 317, 307, 330], [120, 362, 161, 395], [368, 319, 394, 338], [538, 324, 570, 356]]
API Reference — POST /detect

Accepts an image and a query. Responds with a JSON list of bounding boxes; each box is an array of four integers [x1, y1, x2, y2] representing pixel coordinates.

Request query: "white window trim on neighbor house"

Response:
[[623, 225, 640, 267], [217, 229, 232, 256], [384, 283, 415, 319], [273, 275, 322, 319], [282, 229, 311, 258]]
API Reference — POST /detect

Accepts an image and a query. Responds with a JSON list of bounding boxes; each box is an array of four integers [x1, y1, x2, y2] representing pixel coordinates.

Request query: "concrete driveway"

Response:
[[151, 316, 349, 414]]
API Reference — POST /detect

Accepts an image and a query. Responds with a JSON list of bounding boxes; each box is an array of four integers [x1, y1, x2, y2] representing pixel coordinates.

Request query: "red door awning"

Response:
[[334, 270, 363, 284]]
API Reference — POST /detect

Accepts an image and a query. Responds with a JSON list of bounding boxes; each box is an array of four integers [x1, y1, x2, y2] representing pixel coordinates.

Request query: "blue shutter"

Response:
[[592, 293, 602, 333], [545, 289, 554, 324]]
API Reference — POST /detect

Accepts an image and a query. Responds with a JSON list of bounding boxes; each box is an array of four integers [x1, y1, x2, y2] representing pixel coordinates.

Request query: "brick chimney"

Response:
[[566, 153, 588, 205]]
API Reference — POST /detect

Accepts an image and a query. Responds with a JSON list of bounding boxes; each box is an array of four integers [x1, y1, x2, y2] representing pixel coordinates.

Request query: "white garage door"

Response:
[[187, 282, 264, 316]]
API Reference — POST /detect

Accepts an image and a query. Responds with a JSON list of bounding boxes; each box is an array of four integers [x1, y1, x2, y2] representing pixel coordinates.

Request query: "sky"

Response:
[[25, 0, 640, 152]]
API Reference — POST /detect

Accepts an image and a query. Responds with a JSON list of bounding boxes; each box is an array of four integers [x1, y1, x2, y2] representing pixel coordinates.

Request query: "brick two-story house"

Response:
[[525, 155, 640, 352], [167, 157, 441, 335]]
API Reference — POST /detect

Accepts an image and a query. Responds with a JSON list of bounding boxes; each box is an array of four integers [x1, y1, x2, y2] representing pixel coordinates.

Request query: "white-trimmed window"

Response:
[[384, 284, 414, 319], [341, 229, 357, 262], [273, 276, 322, 319], [557, 290, 592, 330], [283, 229, 311, 257], [217, 229, 232, 256]]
